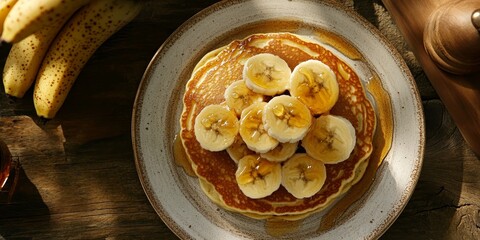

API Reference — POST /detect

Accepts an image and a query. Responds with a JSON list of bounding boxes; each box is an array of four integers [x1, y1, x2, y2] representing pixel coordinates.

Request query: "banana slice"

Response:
[[226, 136, 255, 164], [236, 155, 282, 199], [290, 59, 339, 115], [243, 53, 291, 96], [224, 80, 264, 116], [239, 101, 279, 153], [194, 104, 239, 152], [281, 153, 327, 199], [260, 141, 298, 162], [262, 95, 312, 143], [301, 114, 356, 164]]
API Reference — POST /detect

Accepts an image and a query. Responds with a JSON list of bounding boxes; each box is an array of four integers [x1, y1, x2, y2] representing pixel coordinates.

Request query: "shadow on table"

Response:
[[0, 166, 51, 238], [382, 100, 466, 239]]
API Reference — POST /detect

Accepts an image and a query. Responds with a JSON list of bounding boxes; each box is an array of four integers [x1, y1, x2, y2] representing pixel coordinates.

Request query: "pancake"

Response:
[[180, 32, 376, 218], [198, 154, 370, 221]]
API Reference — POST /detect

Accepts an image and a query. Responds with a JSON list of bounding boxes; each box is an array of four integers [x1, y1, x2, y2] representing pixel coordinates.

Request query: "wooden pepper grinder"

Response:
[[382, 0, 480, 156], [423, 0, 480, 75]]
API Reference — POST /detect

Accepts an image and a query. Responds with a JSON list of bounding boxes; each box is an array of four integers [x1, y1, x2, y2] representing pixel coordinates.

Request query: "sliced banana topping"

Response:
[[290, 59, 339, 115], [239, 102, 279, 153], [262, 95, 312, 143], [236, 155, 282, 199], [192, 54, 360, 200], [226, 136, 255, 164], [260, 141, 298, 162], [224, 80, 264, 116], [194, 104, 239, 152], [301, 115, 356, 164], [281, 153, 327, 199], [243, 53, 291, 96]]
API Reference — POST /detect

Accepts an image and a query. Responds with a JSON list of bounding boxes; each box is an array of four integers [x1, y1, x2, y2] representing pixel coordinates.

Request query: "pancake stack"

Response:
[[180, 32, 376, 220]]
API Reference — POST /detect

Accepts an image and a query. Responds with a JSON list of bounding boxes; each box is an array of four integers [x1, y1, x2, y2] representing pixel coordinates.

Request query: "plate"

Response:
[[132, 0, 425, 239]]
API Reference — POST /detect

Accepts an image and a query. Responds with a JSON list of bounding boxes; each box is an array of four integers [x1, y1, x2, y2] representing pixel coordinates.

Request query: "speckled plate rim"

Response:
[[132, 0, 425, 239]]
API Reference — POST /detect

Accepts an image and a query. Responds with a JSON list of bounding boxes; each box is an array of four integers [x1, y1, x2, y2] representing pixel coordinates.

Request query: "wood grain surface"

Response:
[[0, 0, 479, 239]]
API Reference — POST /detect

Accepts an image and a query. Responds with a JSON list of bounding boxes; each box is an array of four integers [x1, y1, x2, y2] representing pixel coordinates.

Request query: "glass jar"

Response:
[[0, 139, 11, 189], [0, 139, 19, 203]]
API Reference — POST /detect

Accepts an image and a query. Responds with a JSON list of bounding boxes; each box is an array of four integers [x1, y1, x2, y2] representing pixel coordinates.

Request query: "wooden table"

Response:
[[0, 0, 479, 239]]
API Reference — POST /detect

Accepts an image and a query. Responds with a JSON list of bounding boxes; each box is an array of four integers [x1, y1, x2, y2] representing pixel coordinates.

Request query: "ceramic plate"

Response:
[[132, 0, 424, 239]]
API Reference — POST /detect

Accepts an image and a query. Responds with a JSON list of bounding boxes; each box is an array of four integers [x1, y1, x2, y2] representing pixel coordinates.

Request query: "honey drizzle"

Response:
[[313, 28, 363, 61], [173, 134, 196, 177], [265, 218, 301, 237]]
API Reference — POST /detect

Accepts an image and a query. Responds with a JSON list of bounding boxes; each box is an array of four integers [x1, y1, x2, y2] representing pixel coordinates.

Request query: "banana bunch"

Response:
[[193, 53, 359, 199], [1, 0, 143, 118], [0, 0, 17, 36]]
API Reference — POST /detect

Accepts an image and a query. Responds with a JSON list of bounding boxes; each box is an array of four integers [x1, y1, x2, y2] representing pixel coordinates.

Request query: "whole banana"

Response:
[[33, 0, 143, 119], [1, 0, 93, 43], [3, 18, 70, 98], [0, 0, 18, 35]]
